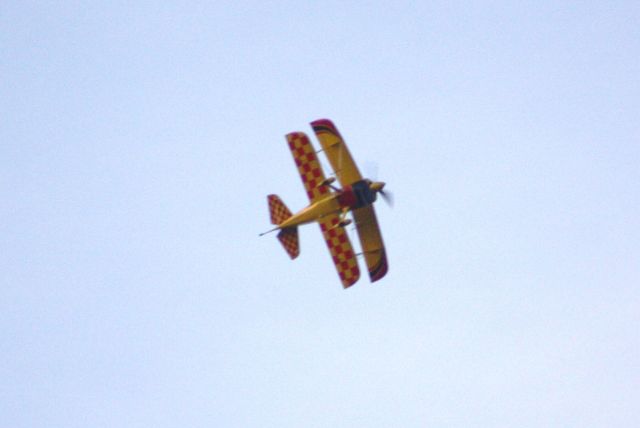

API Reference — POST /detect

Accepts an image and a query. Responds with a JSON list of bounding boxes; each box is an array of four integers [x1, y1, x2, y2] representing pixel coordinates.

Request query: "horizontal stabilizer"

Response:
[[268, 194, 292, 225], [277, 228, 300, 259]]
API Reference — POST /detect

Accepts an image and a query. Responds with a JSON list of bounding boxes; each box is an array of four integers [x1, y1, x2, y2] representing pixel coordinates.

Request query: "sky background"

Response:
[[2, 1, 639, 427]]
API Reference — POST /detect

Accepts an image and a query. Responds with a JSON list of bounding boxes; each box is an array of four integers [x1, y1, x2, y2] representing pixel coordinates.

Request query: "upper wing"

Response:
[[352, 205, 388, 282], [318, 215, 360, 288], [286, 132, 331, 202], [311, 119, 363, 188]]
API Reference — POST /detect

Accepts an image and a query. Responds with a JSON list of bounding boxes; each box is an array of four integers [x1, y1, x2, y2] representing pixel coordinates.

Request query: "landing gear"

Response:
[[337, 207, 351, 228], [339, 219, 352, 227], [329, 208, 352, 230], [319, 176, 340, 191]]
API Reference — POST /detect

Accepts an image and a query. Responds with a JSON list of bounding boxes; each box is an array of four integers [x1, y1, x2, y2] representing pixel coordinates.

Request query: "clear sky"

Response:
[[2, 1, 639, 427]]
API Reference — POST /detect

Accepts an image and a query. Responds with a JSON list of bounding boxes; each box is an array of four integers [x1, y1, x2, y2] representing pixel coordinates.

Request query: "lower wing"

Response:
[[353, 205, 388, 282], [318, 215, 360, 288]]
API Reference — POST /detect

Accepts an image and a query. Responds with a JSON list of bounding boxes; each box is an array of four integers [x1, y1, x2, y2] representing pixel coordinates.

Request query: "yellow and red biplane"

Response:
[[262, 119, 389, 288]]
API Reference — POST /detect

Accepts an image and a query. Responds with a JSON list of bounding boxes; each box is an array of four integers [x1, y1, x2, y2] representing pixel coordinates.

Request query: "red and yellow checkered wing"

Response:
[[286, 132, 330, 202], [318, 215, 360, 288]]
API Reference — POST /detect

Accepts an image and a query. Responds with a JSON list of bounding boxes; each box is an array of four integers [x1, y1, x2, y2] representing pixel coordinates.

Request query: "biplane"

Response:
[[261, 119, 389, 288]]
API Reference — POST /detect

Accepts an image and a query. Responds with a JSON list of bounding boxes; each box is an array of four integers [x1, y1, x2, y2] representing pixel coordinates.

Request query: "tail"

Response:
[[268, 194, 293, 225], [267, 195, 300, 259], [277, 228, 299, 259]]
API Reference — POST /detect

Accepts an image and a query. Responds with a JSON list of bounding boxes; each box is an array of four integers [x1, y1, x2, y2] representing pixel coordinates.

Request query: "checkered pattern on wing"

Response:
[[268, 195, 292, 225], [318, 215, 360, 288], [277, 228, 299, 259], [286, 132, 330, 202]]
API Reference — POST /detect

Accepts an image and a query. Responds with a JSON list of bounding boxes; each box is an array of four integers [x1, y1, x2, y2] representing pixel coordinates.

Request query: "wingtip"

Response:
[[369, 250, 388, 283], [342, 276, 359, 289], [310, 118, 336, 130]]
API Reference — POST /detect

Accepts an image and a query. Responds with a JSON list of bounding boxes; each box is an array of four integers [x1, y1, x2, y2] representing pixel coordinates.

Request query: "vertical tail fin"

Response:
[[277, 227, 300, 259], [268, 194, 292, 225]]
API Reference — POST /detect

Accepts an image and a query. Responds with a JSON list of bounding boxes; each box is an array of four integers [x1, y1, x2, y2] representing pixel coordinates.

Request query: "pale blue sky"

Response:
[[2, 1, 639, 427]]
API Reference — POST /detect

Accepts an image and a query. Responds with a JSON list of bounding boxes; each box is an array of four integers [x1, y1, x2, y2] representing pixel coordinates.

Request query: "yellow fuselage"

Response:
[[278, 193, 343, 229]]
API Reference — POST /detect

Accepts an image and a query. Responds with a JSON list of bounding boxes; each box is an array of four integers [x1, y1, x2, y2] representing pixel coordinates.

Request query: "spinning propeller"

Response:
[[363, 161, 393, 207], [369, 180, 394, 207]]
